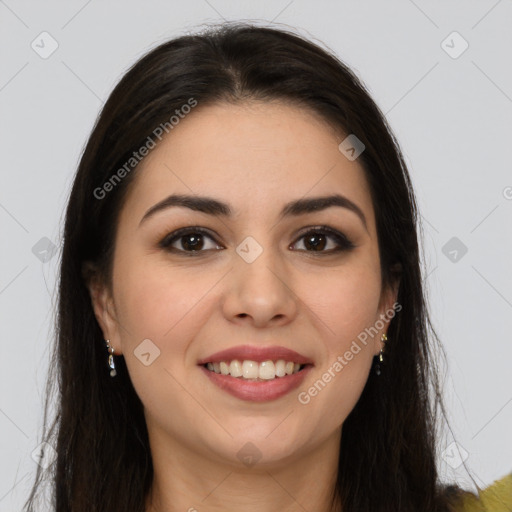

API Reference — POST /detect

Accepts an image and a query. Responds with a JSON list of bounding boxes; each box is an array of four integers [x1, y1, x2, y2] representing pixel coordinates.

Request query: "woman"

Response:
[[24, 23, 510, 512]]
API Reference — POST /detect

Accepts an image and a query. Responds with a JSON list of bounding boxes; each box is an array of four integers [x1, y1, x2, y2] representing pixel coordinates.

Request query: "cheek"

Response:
[[111, 257, 210, 413], [113, 254, 214, 343], [292, 262, 381, 425], [301, 259, 382, 342]]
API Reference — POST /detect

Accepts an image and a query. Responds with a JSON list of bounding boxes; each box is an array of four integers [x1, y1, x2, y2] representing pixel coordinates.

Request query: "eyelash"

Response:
[[158, 225, 355, 256]]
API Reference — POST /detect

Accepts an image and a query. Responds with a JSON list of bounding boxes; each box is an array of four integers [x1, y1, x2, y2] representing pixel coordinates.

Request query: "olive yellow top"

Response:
[[455, 473, 512, 512]]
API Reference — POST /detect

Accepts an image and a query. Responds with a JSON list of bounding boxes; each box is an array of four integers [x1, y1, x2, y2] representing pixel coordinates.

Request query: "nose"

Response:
[[221, 241, 298, 329]]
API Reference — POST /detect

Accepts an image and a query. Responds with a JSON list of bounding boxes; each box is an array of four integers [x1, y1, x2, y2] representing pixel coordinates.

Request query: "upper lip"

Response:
[[197, 345, 314, 365]]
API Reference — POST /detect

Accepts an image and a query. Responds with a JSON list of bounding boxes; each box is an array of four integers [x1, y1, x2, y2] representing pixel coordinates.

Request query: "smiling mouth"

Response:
[[202, 359, 310, 381]]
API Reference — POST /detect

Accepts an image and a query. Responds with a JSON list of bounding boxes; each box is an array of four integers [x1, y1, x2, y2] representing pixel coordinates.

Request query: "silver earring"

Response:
[[375, 333, 388, 376], [105, 339, 117, 377]]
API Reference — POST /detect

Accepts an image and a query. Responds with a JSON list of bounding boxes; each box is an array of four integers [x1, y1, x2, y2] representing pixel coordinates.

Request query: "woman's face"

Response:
[[91, 101, 398, 467]]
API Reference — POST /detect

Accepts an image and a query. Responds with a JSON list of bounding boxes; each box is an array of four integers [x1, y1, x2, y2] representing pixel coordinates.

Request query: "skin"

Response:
[[89, 101, 399, 512]]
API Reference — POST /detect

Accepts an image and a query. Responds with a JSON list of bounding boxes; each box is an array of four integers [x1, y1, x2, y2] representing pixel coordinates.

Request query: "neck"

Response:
[[145, 427, 342, 512]]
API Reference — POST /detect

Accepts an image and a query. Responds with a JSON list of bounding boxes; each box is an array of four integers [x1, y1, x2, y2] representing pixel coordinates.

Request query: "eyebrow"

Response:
[[139, 193, 368, 231]]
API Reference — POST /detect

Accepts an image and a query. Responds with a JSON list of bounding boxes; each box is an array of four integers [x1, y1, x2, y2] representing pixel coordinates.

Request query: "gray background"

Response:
[[1, 0, 511, 509]]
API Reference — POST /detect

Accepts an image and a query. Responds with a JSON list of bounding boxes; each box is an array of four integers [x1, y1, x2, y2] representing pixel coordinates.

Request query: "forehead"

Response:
[[122, 101, 375, 228]]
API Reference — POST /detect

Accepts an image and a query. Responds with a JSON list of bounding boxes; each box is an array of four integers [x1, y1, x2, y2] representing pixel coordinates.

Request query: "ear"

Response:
[[83, 262, 124, 355], [374, 267, 401, 356]]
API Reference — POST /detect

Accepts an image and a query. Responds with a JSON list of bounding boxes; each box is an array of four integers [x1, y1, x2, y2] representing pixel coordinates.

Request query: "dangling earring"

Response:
[[105, 339, 117, 377], [375, 333, 388, 376]]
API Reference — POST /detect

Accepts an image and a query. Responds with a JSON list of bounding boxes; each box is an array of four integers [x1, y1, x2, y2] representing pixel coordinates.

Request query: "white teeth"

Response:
[[220, 361, 230, 375], [242, 360, 259, 379], [259, 360, 275, 380], [205, 359, 305, 380], [275, 360, 286, 377], [229, 360, 243, 377]]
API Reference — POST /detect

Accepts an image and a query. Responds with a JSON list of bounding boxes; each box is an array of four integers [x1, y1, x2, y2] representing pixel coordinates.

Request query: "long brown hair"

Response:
[[25, 23, 470, 511]]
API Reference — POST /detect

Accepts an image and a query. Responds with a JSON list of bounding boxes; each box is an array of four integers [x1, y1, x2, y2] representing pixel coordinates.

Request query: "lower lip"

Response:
[[199, 365, 313, 402]]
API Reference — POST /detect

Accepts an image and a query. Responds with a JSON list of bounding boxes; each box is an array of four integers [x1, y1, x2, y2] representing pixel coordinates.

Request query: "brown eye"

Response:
[[291, 227, 355, 254], [177, 233, 204, 251], [302, 232, 328, 251], [159, 227, 223, 254], [159, 225, 355, 257]]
